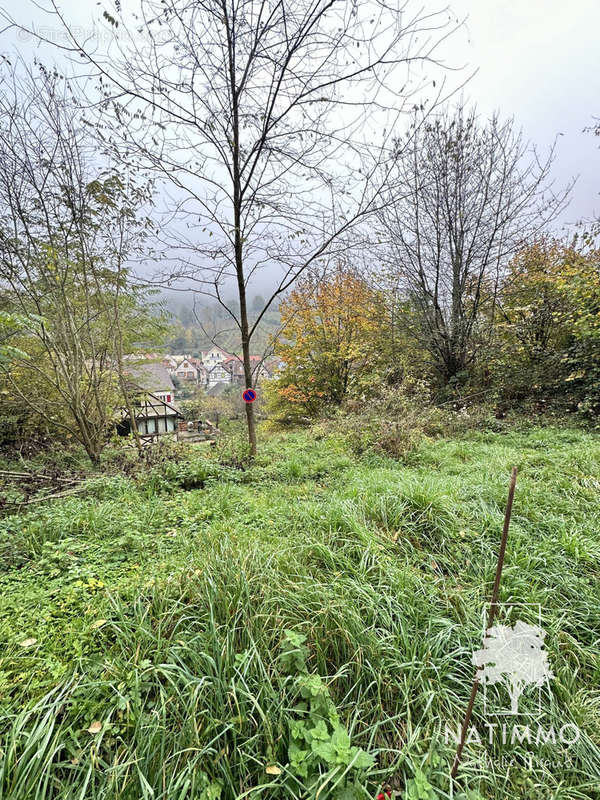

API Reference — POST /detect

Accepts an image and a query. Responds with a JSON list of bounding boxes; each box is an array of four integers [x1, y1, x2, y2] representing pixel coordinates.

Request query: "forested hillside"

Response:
[[164, 298, 281, 356]]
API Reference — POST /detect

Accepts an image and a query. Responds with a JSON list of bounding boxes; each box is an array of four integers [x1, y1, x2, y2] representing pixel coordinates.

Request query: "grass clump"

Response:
[[0, 423, 599, 798]]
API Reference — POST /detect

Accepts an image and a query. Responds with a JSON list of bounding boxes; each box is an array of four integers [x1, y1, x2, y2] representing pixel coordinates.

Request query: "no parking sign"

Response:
[[242, 388, 256, 403]]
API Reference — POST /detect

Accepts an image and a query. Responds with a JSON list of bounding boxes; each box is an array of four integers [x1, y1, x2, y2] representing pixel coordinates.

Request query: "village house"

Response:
[[251, 356, 272, 383], [223, 355, 272, 385], [118, 362, 183, 441], [173, 356, 211, 386], [190, 357, 209, 386], [164, 349, 279, 393], [201, 346, 234, 369], [174, 357, 200, 383], [162, 355, 178, 372], [223, 357, 244, 383], [195, 362, 209, 387], [207, 362, 232, 388]]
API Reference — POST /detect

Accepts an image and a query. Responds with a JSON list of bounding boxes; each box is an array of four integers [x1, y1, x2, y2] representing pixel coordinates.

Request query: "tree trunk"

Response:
[[228, 10, 257, 458], [509, 681, 522, 715], [73, 410, 103, 465], [83, 439, 101, 465], [233, 167, 257, 456], [240, 319, 257, 457], [233, 163, 257, 455]]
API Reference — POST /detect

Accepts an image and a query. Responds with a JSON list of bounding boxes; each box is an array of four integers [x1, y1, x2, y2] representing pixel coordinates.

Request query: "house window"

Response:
[[166, 394, 171, 403]]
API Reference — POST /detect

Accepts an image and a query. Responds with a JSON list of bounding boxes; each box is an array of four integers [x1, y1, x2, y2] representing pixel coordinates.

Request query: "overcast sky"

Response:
[[446, 0, 600, 227], [2, 0, 599, 259], [3, 0, 598, 231]]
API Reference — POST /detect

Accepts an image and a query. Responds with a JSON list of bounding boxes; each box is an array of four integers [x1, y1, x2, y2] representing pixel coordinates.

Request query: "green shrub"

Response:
[[138, 453, 240, 494]]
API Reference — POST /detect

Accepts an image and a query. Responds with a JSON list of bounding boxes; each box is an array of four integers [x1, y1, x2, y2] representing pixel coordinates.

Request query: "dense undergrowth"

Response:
[[0, 423, 599, 799]]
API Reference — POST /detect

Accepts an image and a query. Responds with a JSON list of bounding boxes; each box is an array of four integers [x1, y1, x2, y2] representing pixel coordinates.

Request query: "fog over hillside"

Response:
[[3, 0, 599, 300]]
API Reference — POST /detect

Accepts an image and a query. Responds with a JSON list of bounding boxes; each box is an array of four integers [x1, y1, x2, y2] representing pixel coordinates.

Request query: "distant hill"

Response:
[[164, 303, 281, 357]]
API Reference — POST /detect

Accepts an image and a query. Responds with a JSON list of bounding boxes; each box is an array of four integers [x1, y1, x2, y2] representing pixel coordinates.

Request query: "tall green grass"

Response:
[[0, 426, 599, 798]]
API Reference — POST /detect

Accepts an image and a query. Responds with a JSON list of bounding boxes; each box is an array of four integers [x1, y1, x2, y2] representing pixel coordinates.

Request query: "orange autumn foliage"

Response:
[[268, 269, 382, 416]]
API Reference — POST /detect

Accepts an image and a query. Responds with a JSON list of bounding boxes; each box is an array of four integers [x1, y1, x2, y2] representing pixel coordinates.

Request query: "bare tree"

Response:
[[8, 0, 462, 454], [0, 61, 157, 462], [378, 104, 569, 385]]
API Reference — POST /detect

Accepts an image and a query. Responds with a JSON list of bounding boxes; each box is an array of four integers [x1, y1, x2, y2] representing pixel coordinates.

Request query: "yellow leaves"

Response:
[[87, 721, 103, 735], [279, 271, 379, 350], [265, 765, 282, 775], [19, 637, 37, 648], [74, 577, 105, 592], [91, 619, 107, 629], [502, 239, 600, 352]]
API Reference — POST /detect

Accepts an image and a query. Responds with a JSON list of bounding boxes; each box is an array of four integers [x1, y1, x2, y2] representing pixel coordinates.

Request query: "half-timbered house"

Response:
[[118, 362, 183, 442]]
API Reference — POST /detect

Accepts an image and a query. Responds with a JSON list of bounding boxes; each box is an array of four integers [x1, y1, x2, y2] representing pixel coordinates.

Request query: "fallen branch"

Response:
[[14, 486, 86, 505], [0, 469, 78, 484]]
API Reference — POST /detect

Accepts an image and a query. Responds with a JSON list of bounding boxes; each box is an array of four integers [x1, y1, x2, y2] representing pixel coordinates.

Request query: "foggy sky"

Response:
[[447, 0, 600, 227], [3, 0, 598, 226], [2, 0, 599, 303]]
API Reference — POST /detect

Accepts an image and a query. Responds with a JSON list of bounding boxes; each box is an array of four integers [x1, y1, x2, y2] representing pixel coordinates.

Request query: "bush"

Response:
[[315, 385, 444, 459], [137, 451, 240, 494], [312, 385, 522, 461]]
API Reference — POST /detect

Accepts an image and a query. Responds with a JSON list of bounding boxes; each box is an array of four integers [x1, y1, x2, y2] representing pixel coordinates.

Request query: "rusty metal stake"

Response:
[[450, 466, 518, 780]]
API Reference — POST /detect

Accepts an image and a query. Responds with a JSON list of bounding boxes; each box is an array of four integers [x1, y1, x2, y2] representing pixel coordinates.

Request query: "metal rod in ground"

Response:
[[450, 466, 518, 780]]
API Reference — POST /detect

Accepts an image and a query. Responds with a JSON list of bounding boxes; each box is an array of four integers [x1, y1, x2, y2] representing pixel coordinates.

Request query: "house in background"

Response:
[[174, 357, 200, 383], [223, 357, 244, 384], [195, 362, 209, 388], [250, 355, 272, 383], [173, 356, 211, 386], [188, 357, 209, 386], [223, 355, 271, 386], [201, 346, 234, 369], [118, 362, 183, 441], [207, 362, 231, 388], [162, 355, 178, 372], [163, 348, 278, 395]]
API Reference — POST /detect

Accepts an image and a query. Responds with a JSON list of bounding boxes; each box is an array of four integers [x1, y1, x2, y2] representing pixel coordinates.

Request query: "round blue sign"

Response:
[[242, 388, 257, 403]]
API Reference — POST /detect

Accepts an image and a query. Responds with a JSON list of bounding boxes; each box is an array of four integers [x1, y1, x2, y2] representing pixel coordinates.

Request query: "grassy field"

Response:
[[1, 424, 599, 799]]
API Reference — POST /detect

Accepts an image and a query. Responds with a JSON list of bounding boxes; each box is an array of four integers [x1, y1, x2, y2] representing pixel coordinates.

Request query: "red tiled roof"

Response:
[[223, 355, 263, 364]]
